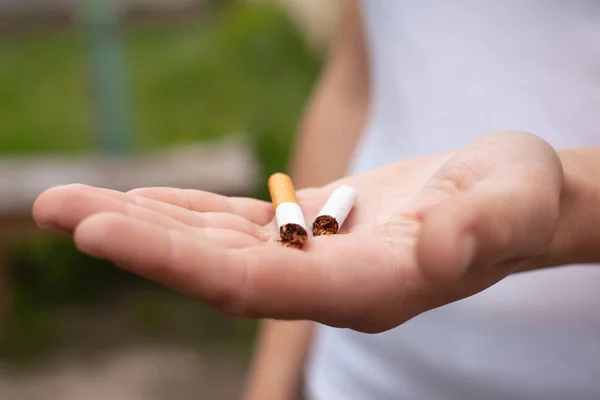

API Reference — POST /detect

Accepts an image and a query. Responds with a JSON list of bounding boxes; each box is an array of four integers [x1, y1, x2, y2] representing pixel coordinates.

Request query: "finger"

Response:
[[128, 187, 274, 226], [33, 184, 170, 233], [33, 185, 263, 248], [74, 214, 397, 330], [415, 132, 563, 282], [34, 185, 270, 241], [74, 213, 250, 307], [131, 195, 270, 241]]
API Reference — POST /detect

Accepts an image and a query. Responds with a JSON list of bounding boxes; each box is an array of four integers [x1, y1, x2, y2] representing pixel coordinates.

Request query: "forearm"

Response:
[[289, 55, 368, 188], [244, 320, 314, 400], [534, 147, 600, 269]]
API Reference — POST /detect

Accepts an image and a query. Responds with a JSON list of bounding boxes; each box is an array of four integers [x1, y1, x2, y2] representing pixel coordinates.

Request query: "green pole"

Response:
[[82, 0, 133, 155]]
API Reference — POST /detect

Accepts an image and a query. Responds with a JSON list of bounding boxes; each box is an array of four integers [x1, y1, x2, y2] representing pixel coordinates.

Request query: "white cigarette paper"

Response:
[[315, 185, 357, 229], [275, 202, 308, 231]]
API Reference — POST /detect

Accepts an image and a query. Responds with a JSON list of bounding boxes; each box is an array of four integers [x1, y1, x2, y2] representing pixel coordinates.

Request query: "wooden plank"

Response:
[[0, 139, 261, 217]]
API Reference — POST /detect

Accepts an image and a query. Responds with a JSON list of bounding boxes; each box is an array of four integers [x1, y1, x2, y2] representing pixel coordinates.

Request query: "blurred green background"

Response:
[[0, 0, 321, 397]]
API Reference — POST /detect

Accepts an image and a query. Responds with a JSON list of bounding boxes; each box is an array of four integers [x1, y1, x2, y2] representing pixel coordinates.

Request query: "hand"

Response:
[[32, 131, 565, 333]]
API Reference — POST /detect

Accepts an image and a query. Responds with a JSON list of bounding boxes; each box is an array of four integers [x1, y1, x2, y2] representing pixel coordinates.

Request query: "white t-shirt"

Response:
[[306, 1, 600, 399]]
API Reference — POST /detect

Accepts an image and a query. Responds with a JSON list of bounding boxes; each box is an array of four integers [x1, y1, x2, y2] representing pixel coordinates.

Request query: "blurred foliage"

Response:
[[4, 236, 260, 366], [0, 1, 320, 363], [2, 237, 135, 365], [0, 1, 320, 199]]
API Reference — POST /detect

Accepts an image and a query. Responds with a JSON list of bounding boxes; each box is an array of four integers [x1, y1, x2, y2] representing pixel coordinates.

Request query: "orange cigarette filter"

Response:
[[268, 172, 299, 210], [268, 172, 308, 248]]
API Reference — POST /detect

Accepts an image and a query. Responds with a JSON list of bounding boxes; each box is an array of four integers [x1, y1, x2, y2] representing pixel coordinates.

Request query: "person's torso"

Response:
[[306, 1, 600, 399]]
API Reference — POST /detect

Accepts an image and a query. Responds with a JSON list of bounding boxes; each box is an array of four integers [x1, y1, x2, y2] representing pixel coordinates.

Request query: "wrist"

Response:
[[533, 148, 600, 269]]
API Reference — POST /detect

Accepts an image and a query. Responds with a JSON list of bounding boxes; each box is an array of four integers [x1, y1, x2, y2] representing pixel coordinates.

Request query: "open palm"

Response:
[[33, 132, 564, 332]]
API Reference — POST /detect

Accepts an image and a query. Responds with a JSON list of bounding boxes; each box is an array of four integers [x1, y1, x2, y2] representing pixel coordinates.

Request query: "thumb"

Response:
[[414, 133, 564, 283]]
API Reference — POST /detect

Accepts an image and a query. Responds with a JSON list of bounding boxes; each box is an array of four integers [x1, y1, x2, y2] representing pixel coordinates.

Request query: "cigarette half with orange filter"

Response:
[[268, 173, 308, 248]]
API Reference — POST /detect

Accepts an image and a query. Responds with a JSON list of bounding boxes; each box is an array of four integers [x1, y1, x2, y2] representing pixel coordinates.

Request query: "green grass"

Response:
[[0, 32, 89, 152]]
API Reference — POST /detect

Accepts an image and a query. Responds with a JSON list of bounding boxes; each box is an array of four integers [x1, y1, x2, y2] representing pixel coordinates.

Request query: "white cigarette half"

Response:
[[313, 185, 357, 232], [275, 202, 308, 231]]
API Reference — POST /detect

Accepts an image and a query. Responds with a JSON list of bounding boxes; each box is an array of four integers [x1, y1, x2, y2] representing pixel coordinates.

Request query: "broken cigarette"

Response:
[[268, 172, 308, 248], [312, 185, 357, 236]]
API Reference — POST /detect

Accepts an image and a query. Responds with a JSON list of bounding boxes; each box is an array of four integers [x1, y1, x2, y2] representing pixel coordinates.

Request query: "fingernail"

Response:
[[37, 223, 54, 230], [456, 234, 476, 277], [37, 223, 66, 235]]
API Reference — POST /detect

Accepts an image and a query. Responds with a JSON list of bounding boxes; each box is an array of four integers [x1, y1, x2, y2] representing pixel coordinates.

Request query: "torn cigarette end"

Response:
[[268, 173, 308, 248], [312, 185, 357, 236], [312, 215, 339, 236], [280, 223, 308, 248]]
